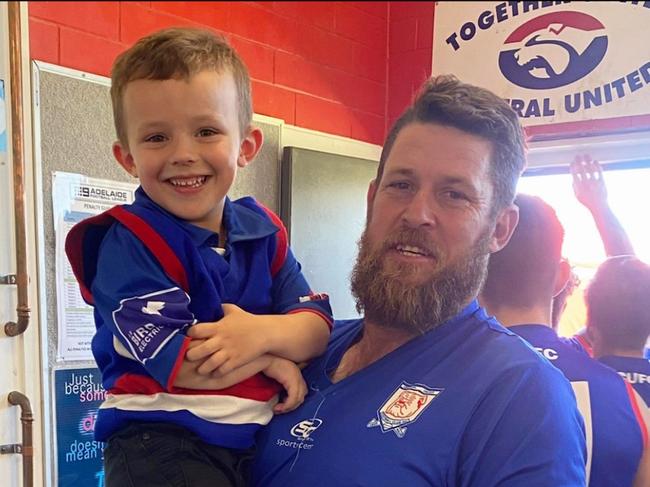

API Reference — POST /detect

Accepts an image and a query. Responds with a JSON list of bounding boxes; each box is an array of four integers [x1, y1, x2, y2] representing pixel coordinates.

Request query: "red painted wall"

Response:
[[386, 2, 435, 133], [28, 1, 390, 145]]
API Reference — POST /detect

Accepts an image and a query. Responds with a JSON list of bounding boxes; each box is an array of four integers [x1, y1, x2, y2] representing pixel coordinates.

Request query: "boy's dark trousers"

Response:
[[103, 423, 253, 487]]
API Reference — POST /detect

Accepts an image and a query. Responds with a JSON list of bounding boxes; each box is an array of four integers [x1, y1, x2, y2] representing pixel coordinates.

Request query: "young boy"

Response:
[[65, 28, 332, 487]]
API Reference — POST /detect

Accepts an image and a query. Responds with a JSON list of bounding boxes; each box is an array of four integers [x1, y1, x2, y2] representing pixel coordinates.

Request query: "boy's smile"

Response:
[[113, 70, 260, 234]]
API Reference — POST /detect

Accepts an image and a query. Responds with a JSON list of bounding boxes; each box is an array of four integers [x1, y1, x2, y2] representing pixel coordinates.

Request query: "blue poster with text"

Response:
[[54, 367, 106, 487]]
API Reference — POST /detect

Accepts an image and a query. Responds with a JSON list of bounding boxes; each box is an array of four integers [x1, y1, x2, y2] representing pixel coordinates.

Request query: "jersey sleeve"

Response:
[[91, 224, 193, 390], [271, 245, 333, 327], [454, 362, 587, 486]]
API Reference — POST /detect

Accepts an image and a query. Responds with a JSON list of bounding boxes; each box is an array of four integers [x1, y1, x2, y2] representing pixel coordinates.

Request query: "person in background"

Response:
[[585, 256, 650, 407], [556, 154, 635, 354], [65, 27, 332, 487], [251, 75, 587, 486], [481, 193, 649, 487]]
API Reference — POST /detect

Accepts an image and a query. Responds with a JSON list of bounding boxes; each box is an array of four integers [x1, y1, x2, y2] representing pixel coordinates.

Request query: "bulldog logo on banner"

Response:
[[499, 11, 608, 90]]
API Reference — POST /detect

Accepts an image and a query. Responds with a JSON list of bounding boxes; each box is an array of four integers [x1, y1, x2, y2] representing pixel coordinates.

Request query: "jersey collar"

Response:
[[133, 187, 278, 247]]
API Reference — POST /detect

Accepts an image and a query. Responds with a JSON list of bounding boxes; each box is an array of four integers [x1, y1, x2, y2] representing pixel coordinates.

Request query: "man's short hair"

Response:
[[586, 255, 650, 350], [483, 194, 564, 309], [377, 75, 527, 213], [110, 27, 252, 147]]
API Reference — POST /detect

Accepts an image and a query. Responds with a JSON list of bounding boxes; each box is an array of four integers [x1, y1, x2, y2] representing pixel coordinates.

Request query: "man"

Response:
[[251, 75, 586, 486], [585, 255, 650, 407], [481, 193, 649, 487]]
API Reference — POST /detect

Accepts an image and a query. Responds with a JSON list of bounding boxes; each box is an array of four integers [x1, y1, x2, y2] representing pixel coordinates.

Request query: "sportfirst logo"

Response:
[[498, 11, 608, 89], [276, 418, 323, 450]]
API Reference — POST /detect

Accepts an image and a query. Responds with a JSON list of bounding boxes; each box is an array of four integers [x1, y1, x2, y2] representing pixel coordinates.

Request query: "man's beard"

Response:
[[350, 225, 492, 335]]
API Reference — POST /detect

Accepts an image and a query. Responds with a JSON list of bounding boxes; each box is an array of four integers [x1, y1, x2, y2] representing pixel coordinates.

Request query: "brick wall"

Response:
[[28, 1, 391, 145], [386, 2, 435, 133]]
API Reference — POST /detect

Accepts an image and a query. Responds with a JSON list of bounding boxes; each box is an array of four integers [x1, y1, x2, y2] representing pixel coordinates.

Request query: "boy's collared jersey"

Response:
[[252, 304, 587, 487], [512, 324, 647, 487], [66, 187, 332, 448], [599, 355, 650, 406]]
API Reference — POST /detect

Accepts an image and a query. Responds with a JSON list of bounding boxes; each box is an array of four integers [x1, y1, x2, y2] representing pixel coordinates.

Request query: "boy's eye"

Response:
[[197, 128, 219, 137], [144, 134, 166, 143]]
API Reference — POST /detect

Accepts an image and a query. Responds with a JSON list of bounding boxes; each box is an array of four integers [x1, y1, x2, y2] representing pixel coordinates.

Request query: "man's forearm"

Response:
[[590, 204, 635, 256]]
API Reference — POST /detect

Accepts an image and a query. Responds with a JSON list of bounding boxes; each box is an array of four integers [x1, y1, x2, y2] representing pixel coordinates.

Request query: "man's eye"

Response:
[[445, 190, 468, 200], [387, 181, 412, 190]]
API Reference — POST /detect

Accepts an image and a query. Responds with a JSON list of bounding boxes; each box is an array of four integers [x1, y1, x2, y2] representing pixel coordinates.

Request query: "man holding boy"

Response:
[[66, 28, 331, 486], [252, 76, 587, 485]]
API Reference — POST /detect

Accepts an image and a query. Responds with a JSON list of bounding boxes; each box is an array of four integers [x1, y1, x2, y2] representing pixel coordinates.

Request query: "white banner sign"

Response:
[[433, 1, 650, 126]]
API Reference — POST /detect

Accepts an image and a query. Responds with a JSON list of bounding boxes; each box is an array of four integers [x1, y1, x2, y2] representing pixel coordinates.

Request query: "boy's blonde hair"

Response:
[[110, 27, 252, 147]]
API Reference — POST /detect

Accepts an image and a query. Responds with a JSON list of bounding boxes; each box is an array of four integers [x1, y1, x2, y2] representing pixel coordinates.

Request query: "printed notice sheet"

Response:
[[53, 172, 137, 361]]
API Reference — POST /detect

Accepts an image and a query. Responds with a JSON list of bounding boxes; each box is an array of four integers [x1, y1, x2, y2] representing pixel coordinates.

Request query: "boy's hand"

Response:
[[186, 304, 270, 375], [263, 357, 308, 414]]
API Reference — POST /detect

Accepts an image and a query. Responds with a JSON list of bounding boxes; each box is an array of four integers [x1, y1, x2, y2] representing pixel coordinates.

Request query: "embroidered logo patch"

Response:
[[367, 382, 443, 438]]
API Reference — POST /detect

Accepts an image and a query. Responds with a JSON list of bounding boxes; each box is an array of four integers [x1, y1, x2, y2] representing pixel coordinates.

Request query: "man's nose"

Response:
[[170, 135, 198, 165], [401, 190, 437, 227]]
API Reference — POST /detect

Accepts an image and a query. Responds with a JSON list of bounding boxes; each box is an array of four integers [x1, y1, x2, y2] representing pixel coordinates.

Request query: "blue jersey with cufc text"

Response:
[[512, 324, 647, 487], [599, 355, 650, 407]]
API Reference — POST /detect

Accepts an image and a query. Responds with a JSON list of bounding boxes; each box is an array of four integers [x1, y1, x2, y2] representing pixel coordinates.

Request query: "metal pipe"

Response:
[[4, 1, 30, 337], [8, 391, 34, 487]]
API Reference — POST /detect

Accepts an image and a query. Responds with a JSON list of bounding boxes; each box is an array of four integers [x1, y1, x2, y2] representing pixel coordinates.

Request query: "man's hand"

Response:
[[185, 304, 270, 376], [571, 154, 608, 212], [263, 357, 308, 414], [569, 153, 635, 256]]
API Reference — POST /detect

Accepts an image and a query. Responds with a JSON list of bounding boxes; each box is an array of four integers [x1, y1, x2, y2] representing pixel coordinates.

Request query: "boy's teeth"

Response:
[[170, 176, 206, 188]]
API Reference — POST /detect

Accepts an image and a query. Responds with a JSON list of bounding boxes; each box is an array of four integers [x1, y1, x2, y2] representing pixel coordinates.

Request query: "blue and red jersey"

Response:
[[599, 355, 650, 407], [65, 188, 332, 448], [512, 324, 647, 487]]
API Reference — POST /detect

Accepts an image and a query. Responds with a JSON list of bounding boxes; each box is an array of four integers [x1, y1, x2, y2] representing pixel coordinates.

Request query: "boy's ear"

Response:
[[113, 142, 137, 177], [237, 126, 264, 168]]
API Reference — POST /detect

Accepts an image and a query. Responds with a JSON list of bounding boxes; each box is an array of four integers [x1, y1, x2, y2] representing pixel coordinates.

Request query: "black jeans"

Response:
[[103, 423, 252, 487]]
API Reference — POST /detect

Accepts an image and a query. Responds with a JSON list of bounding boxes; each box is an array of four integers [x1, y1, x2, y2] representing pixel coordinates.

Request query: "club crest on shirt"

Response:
[[367, 382, 443, 438]]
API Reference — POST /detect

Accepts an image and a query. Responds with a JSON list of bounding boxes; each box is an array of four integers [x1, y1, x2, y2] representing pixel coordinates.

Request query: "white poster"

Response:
[[433, 2, 650, 126], [53, 171, 137, 361]]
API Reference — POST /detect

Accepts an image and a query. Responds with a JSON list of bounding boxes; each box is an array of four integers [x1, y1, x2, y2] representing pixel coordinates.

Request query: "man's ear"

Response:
[[237, 126, 264, 168], [553, 259, 571, 297], [113, 142, 137, 177], [489, 204, 519, 253], [366, 179, 377, 222]]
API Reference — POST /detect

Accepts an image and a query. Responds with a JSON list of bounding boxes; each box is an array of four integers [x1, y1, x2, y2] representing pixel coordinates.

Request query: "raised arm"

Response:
[[571, 154, 635, 256]]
